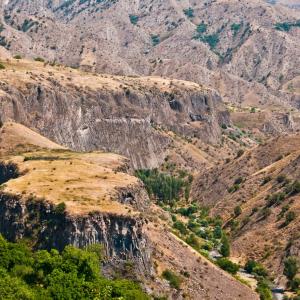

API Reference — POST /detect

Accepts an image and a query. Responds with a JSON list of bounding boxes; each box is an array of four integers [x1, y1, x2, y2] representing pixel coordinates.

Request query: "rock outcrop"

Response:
[[0, 60, 229, 168], [0, 192, 152, 274]]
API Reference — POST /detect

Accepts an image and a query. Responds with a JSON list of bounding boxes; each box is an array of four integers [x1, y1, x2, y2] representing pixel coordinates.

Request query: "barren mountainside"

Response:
[[0, 0, 299, 136]]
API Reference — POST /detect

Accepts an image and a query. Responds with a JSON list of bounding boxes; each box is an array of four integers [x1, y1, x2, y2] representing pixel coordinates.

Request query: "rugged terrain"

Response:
[[0, 58, 232, 169], [191, 133, 300, 284], [0, 121, 259, 299], [0, 0, 299, 136]]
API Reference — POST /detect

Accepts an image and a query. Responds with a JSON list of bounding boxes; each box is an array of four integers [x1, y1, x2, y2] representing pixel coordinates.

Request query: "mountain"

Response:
[[0, 121, 258, 299], [0, 0, 299, 298], [0, 57, 231, 169], [191, 133, 300, 283], [1, 0, 299, 136]]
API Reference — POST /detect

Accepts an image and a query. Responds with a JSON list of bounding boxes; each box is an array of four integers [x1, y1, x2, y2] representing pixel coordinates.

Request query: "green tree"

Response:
[[220, 234, 230, 257], [284, 256, 299, 280]]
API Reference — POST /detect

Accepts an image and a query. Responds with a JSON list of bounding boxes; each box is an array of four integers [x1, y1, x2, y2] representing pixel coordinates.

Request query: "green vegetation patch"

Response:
[[0, 235, 148, 299], [274, 20, 300, 32], [129, 14, 139, 25]]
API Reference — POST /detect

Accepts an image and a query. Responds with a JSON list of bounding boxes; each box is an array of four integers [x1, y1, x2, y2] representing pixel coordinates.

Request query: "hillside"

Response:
[[0, 122, 259, 299], [191, 134, 300, 283], [0, 58, 233, 170], [0, 0, 299, 136]]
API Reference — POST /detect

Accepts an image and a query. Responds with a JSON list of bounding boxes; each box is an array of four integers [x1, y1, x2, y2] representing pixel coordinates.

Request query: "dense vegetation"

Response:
[[0, 235, 148, 300], [135, 169, 192, 205], [244, 259, 271, 300]]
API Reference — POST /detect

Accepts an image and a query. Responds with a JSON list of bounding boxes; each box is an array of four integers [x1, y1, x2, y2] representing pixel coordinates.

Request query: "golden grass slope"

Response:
[[3, 149, 140, 216], [0, 121, 65, 155]]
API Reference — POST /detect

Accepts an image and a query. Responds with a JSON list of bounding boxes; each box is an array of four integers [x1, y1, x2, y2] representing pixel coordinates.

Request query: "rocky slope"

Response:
[[0, 59, 229, 169], [191, 134, 300, 282], [0, 0, 299, 135], [0, 122, 259, 299]]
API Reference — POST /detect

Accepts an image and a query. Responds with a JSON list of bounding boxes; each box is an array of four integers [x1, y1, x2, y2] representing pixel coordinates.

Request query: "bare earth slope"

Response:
[[191, 134, 300, 282], [0, 0, 299, 135]]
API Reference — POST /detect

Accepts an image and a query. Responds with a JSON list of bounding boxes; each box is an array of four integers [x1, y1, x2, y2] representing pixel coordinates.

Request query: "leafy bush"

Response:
[[162, 269, 182, 289], [173, 221, 188, 235], [0, 63, 5, 70], [231, 23, 241, 36], [196, 23, 207, 33], [216, 258, 239, 274], [220, 234, 230, 257], [284, 256, 299, 280], [261, 176, 272, 185], [256, 277, 272, 300], [183, 8, 194, 18], [13, 55, 22, 59], [234, 205, 242, 217], [275, 21, 300, 32], [245, 260, 268, 277], [185, 234, 200, 250], [285, 180, 300, 196], [266, 192, 286, 207], [228, 184, 240, 193], [283, 211, 296, 226], [0, 235, 148, 299], [151, 35, 160, 46], [129, 14, 139, 25]]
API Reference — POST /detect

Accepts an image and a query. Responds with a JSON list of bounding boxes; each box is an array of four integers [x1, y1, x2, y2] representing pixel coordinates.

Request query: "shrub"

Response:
[[13, 54, 22, 59], [34, 57, 45, 62], [285, 180, 300, 196], [173, 221, 188, 235], [283, 211, 296, 226], [220, 234, 230, 257], [256, 278, 272, 300], [129, 14, 139, 25], [261, 176, 272, 185], [234, 206, 242, 217], [183, 7, 194, 18], [186, 234, 200, 250], [276, 174, 288, 184], [266, 192, 286, 207], [260, 207, 271, 220], [284, 256, 299, 280], [0, 63, 5, 70], [196, 23, 207, 33], [236, 149, 244, 158], [228, 184, 240, 193], [216, 258, 239, 274], [162, 269, 182, 289], [231, 23, 241, 36], [275, 21, 300, 32], [151, 35, 160, 46]]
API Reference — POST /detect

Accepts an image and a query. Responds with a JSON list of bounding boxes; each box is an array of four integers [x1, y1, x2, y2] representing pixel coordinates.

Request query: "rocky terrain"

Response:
[[0, 0, 299, 136], [0, 58, 231, 169], [0, 121, 258, 299], [191, 134, 300, 283], [0, 0, 299, 298]]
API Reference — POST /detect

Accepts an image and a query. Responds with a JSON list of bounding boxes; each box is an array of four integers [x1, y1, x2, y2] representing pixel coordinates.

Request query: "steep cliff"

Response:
[[0, 59, 229, 169], [0, 192, 151, 274]]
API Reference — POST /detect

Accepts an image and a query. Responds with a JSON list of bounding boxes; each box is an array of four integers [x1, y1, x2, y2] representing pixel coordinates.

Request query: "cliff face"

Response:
[[0, 61, 229, 168], [0, 192, 152, 274]]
